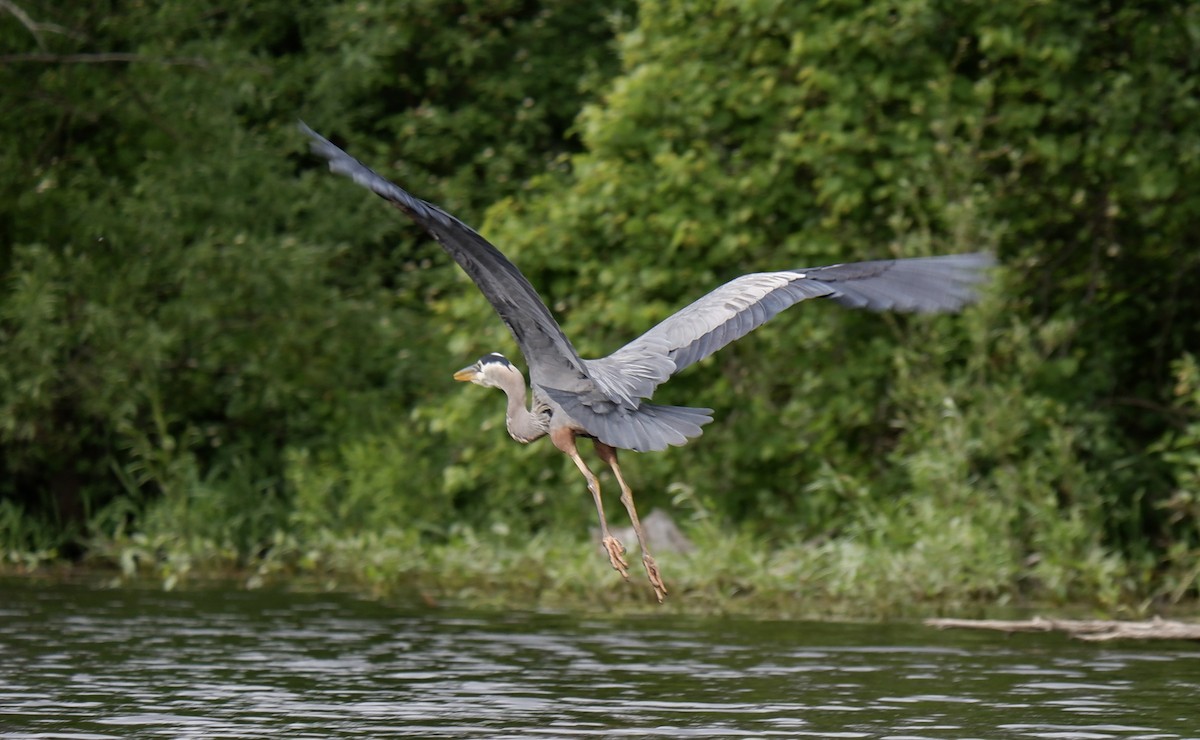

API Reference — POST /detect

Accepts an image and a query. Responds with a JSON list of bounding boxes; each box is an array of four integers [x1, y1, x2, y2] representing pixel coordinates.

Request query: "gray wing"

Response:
[[301, 123, 588, 387], [585, 253, 993, 405]]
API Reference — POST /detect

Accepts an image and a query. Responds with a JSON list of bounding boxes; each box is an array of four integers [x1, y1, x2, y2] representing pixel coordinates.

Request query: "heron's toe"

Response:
[[643, 554, 668, 603], [601, 535, 629, 579]]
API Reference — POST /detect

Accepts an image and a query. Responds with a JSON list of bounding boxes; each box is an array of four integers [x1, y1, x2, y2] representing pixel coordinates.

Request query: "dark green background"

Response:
[[2, 0, 1198, 608]]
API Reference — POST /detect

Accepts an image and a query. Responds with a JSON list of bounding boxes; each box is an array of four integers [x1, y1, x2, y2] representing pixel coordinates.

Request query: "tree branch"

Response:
[[0, 52, 210, 67], [0, 0, 87, 49], [926, 616, 1200, 642], [1, 0, 45, 50]]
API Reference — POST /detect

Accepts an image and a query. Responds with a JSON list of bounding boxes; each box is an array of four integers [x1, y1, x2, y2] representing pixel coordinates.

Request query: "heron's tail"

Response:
[[637, 404, 713, 449], [591, 403, 713, 453], [543, 387, 714, 452]]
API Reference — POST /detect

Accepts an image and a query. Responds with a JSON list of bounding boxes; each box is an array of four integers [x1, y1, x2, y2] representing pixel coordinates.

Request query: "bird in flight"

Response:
[[302, 123, 993, 602]]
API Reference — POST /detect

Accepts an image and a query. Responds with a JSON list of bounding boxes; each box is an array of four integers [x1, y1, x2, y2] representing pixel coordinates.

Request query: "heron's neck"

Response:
[[498, 371, 547, 444]]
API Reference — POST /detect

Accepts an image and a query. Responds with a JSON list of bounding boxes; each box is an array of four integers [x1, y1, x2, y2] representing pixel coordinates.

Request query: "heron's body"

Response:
[[303, 123, 994, 602]]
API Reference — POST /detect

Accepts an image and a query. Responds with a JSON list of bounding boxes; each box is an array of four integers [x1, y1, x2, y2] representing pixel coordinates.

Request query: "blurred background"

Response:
[[1, 0, 1197, 614]]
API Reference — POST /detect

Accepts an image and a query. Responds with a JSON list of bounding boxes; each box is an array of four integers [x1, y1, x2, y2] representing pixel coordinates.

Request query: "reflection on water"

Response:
[[0, 581, 1198, 739]]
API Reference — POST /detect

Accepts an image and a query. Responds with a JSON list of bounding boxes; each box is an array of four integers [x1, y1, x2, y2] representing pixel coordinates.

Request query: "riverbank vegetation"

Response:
[[3, 1, 1198, 617]]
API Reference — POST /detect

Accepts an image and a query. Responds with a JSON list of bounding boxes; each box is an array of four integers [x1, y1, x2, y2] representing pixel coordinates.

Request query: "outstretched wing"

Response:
[[585, 253, 993, 405], [301, 123, 588, 387]]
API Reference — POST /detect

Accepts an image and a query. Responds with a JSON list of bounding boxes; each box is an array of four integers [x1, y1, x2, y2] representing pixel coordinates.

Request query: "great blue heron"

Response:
[[302, 123, 993, 602]]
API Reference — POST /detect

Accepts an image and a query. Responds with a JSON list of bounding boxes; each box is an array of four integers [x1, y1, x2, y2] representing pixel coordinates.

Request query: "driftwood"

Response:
[[925, 616, 1200, 642]]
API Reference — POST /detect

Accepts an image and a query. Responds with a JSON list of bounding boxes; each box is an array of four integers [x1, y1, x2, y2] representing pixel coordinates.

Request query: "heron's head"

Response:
[[453, 353, 520, 389]]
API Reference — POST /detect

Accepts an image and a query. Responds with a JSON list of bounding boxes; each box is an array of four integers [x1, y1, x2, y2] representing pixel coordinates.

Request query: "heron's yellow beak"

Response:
[[453, 366, 478, 382]]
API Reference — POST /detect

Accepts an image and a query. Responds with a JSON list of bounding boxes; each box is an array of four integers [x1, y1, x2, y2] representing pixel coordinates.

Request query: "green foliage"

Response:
[[1, 0, 629, 555], [2, 0, 1198, 612], [419, 0, 1199, 607], [1149, 354, 1200, 603]]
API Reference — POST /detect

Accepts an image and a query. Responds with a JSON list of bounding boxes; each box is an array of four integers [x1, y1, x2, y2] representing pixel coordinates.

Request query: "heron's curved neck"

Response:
[[497, 370, 547, 444]]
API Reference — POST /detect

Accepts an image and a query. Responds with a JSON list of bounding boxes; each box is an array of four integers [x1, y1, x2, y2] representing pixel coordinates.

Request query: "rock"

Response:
[[594, 508, 695, 556]]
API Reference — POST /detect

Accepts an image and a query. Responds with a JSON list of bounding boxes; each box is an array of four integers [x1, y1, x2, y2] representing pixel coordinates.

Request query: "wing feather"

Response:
[[585, 254, 993, 405], [302, 123, 588, 388], [304, 120, 992, 421]]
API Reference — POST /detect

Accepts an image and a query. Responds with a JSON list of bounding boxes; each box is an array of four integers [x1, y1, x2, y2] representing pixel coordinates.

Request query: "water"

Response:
[[1, 581, 1197, 739]]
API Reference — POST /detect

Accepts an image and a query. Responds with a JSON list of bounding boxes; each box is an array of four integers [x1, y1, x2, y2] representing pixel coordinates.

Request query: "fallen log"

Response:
[[924, 616, 1200, 642]]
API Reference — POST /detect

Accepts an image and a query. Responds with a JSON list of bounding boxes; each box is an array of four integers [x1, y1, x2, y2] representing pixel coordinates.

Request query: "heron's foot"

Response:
[[642, 553, 668, 603], [601, 535, 629, 580]]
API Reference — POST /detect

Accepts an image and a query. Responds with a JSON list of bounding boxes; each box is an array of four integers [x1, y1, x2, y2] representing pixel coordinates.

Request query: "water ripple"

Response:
[[1, 583, 1198, 739]]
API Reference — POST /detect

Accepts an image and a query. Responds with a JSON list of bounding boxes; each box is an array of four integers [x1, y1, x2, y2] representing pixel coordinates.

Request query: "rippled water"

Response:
[[1, 581, 1198, 738]]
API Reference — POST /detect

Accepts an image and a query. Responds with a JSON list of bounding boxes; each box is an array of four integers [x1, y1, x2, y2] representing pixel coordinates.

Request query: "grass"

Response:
[[2, 518, 1178, 622]]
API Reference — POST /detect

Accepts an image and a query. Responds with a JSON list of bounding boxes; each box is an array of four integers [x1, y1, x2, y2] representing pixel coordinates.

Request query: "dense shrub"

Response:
[[2, 0, 1197, 603]]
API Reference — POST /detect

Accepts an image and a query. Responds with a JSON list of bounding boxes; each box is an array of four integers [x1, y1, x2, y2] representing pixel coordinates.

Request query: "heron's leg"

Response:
[[550, 427, 629, 580], [593, 441, 667, 603]]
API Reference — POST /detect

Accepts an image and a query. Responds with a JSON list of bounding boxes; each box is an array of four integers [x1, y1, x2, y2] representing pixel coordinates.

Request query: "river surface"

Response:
[[1, 581, 1197, 738]]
